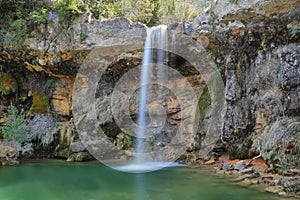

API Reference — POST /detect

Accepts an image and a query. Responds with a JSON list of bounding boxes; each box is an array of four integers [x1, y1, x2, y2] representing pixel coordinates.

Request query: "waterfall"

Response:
[[135, 25, 168, 163], [172, 30, 176, 51], [115, 25, 185, 172]]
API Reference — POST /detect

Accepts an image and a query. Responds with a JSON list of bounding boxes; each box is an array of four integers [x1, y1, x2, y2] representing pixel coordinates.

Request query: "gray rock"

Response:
[[234, 160, 246, 171], [67, 152, 94, 162], [239, 168, 255, 174], [280, 177, 300, 193], [222, 43, 300, 160], [212, 0, 300, 23], [265, 186, 282, 194], [70, 141, 86, 153], [278, 191, 287, 196], [278, 45, 300, 88], [0, 140, 21, 166], [28, 17, 147, 53], [252, 117, 300, 169], [219, 162, 232, 171], [235, 171, 259, 181]]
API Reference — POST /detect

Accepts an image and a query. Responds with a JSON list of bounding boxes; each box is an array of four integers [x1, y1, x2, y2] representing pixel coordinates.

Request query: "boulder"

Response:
[[0, 140, 20, 166], [66, 152, 94, 162], [252, 117, 300, 170]]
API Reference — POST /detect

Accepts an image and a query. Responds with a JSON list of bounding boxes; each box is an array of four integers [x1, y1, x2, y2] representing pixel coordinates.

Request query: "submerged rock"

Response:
[[265, 186, 282, 194]]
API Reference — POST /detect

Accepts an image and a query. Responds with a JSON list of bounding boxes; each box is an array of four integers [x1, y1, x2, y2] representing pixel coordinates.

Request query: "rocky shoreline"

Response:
[[200, 155, 300, 198]]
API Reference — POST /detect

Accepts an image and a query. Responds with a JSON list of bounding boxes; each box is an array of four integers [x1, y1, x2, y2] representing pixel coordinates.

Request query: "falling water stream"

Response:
[[116, 25, 179, 173], [136, 25, 168, 162]]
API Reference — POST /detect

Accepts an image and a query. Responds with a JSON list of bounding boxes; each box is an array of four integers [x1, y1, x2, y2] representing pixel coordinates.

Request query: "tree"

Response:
[[148, 0, 162, 26], [53, 0, 82, 19], [120, 0, 155, 24]]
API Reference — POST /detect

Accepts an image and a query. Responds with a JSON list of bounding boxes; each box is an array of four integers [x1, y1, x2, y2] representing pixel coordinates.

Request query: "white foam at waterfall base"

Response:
[[114, 162, 184, 173]]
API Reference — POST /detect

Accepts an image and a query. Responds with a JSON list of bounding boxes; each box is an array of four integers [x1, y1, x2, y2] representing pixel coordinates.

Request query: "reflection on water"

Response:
[[0, 161, 289, 200]]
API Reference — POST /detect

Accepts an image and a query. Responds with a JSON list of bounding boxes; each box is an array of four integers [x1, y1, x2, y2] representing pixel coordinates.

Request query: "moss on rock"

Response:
[[29, 92, 48, 114], [0, 73, 18, 96], [198, 86, 212, 119]]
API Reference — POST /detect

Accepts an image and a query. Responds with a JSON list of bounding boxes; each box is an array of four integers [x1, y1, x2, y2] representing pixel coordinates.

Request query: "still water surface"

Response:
[[0, 161, 290, 200]]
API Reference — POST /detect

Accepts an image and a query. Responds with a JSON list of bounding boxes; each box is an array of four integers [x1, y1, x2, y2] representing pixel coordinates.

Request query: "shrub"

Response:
[[291, 24, 300, 38], [53, 0, 82, 20], [29, 8, 49, 25], [1, 105, 30, 143]]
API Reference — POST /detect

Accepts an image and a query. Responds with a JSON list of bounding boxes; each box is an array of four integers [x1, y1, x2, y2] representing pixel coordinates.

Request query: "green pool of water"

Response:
[[0, 161, 288, 200]]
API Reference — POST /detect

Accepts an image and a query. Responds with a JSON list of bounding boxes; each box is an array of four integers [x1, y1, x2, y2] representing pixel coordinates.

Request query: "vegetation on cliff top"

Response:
[[0, 0, 211, 47]]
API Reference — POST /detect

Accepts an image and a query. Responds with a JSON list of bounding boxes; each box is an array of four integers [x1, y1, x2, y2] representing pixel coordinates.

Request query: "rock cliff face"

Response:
[[0, 17, 148, 162], [0, 0, 299, 170], [191, 0, 300, 168], [72, 31, 223, 162]]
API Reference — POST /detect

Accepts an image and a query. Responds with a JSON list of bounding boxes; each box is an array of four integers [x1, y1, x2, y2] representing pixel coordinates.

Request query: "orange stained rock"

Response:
[[219, 154, 269, 172]]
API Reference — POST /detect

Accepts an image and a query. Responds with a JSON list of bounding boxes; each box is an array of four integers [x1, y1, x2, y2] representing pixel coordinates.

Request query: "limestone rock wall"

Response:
[[191, 0, 300, 167], [0, 17, 147, 162]]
